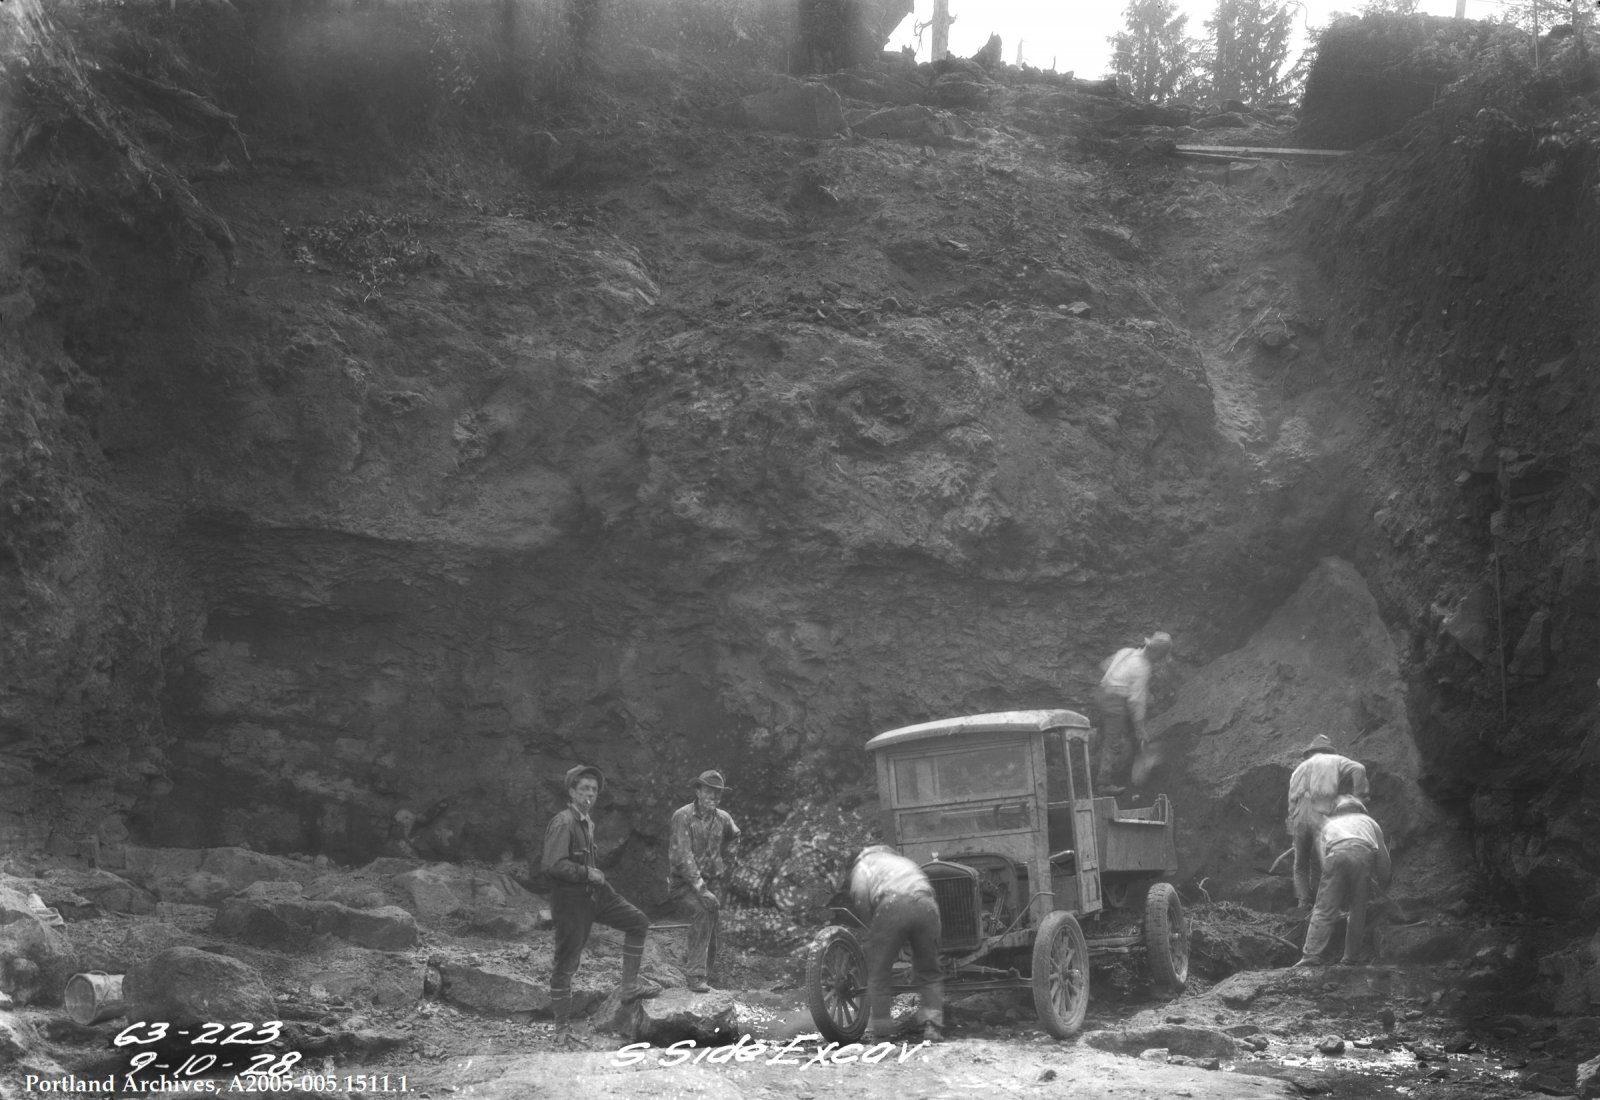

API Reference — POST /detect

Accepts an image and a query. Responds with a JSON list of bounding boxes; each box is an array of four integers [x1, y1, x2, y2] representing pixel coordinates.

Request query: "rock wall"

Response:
[[11, 0, 1600, 940]]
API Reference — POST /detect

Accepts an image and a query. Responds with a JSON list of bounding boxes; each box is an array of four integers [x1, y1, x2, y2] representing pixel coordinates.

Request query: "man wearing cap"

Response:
[[667, 770, 742, 993], [840, 845, 943, 1042], [1294, 794, 1392, 966], [542, 764, 661, 1047], [1094, 632, 1173, 795], [1286, 735, 1370, 909]]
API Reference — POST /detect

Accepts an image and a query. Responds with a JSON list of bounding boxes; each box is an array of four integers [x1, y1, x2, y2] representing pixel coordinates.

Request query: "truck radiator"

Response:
[[924, 864, 981, 949]]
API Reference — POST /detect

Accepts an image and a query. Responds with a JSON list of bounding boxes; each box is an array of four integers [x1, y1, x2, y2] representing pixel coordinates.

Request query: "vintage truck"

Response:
[[806, 709, 1189, 1040]]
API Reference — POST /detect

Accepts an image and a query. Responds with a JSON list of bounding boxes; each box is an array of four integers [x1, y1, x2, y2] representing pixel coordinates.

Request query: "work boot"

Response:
[[618, 976, 663, 1002], [921, 1022, 944, 1043], [619, 943, 663, 1002], [1291, 956, 1327, 968], [688, 978, 711, 993]]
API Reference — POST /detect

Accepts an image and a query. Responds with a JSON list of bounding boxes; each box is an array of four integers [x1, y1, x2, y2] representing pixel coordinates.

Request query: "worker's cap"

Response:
[[564, 764, 605, 792], [1301, 734, 1336, 757], [692, 769, 730, 792], [1332, 794, 1367, 815], [1144, 631, 1173, 654]]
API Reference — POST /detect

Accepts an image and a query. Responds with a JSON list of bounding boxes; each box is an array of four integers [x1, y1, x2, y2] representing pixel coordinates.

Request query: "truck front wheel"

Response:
[[1031, 910, 1090, 1037], [805, 925, 868, 1042]]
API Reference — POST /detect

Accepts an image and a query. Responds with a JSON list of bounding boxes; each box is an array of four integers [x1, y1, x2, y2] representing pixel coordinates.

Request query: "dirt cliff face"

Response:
[[3, 1, 1597, 941]]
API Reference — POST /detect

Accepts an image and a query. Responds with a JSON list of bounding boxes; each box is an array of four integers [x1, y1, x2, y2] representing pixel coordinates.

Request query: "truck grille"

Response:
[[931, 874, 979, 948]]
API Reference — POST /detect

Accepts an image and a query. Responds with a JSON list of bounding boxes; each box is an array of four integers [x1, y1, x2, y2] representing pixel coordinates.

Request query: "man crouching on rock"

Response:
[[1293, 794, 1391, 967], [543, 764, 661, 1047], [842, 845, 944, 1042]]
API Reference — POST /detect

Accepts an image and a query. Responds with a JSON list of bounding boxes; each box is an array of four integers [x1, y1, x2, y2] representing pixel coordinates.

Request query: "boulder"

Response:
[[467, 907, 543, 939], [855, 104, 971, 145], [122, 847, 315, 903], [306, 878, 387, 910], [42, 868, 157, 915], [126, 947, 274, 1026], [1576, 1051, 1600, 1098], [1084, 1024, 1240, 1060], [0, 884, 78, 1005], [606, 988, 740, 1045], [1151, 558, 1461, 903], [738, 80, 847, 138], [213, 888, 418, 950], [339, 906, 419, 950], [389, 863, 548, 927], [439, 962, 549, 1015]]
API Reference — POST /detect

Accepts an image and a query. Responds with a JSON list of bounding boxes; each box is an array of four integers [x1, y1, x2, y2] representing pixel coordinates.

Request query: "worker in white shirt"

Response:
[[1094, 632, 1172, 795], [1294, 795, 1392, 967]]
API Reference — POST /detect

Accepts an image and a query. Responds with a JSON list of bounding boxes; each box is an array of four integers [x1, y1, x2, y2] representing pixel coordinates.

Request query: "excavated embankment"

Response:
[[3, 3, 1599, 1013]]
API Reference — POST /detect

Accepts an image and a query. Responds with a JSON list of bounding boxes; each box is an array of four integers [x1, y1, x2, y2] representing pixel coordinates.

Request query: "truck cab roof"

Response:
[[866, 709, 1092, 752]]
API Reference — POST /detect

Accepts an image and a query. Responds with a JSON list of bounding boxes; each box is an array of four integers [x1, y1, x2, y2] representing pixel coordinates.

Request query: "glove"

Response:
[[587, 867, 606, 886]]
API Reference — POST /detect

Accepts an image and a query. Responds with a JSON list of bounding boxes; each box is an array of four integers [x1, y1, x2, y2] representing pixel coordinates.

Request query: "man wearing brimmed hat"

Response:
[[542, 764, 661, 1047], [667, 769, 742, 993], [1286, 735, 1370, 908], [1294, 794, 1392, 967], [1094, 631, 1173, 795]]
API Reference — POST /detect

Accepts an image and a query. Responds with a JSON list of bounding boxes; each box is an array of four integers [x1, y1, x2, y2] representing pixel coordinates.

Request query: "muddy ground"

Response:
[[3, 861, 1584, 1100]]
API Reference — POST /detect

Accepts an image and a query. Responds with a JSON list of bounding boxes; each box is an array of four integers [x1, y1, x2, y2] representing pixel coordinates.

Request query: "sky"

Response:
[[883, 0, 1521, 80]]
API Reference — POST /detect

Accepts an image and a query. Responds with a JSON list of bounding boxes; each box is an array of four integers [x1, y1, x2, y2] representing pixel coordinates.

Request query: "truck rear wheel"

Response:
[[1144, 881, 1190, 991], [805, 925, 868, 1042], [1031, 910, 1090, 1037]]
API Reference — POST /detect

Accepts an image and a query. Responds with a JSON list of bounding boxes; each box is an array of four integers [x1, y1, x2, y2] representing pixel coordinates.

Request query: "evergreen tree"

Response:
[[1109, 0, 1196, 101], [1206, 0, 1295, 104]]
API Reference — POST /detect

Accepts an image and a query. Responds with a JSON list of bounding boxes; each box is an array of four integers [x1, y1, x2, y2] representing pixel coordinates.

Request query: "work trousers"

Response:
[[864, 892, 943, 1037], [667, 879, 720, 982], [1290, 811, 1329, 907], [1095, 688, 1137, 789], [549, 882, 651, 1019], [1301, 842, 1377, 964]]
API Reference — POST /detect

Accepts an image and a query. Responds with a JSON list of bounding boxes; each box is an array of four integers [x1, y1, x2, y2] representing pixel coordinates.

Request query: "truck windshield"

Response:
[[890, 740, 1031, 806]]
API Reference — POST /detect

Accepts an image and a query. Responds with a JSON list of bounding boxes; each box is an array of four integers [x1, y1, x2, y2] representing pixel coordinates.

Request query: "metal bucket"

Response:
[[63, 972, 126, 1026]]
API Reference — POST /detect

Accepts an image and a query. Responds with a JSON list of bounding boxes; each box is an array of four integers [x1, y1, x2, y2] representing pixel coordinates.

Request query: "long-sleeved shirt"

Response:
[[1320, 811, 1392, 889], [1100, 646, 1155, 722], [668, 803, 741, 888], [542, 806, 597, 885], [1287, 753, 1370, 827], [848, 846, 934, 916]]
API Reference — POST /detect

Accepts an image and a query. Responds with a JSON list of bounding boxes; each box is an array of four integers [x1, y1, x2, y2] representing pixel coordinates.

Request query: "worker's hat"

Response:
[[1332, 794, 1367, 815], [1145, 631, 1173, 653], [1301, 734, 1336, 757], [564, 764, 605, 792], [692, 769, 730, 791]]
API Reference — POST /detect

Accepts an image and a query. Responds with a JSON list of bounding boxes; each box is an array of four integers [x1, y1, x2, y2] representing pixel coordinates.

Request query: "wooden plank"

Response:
[[1174, 144, 1349, 157], [1177, 151, 1266, 162]]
